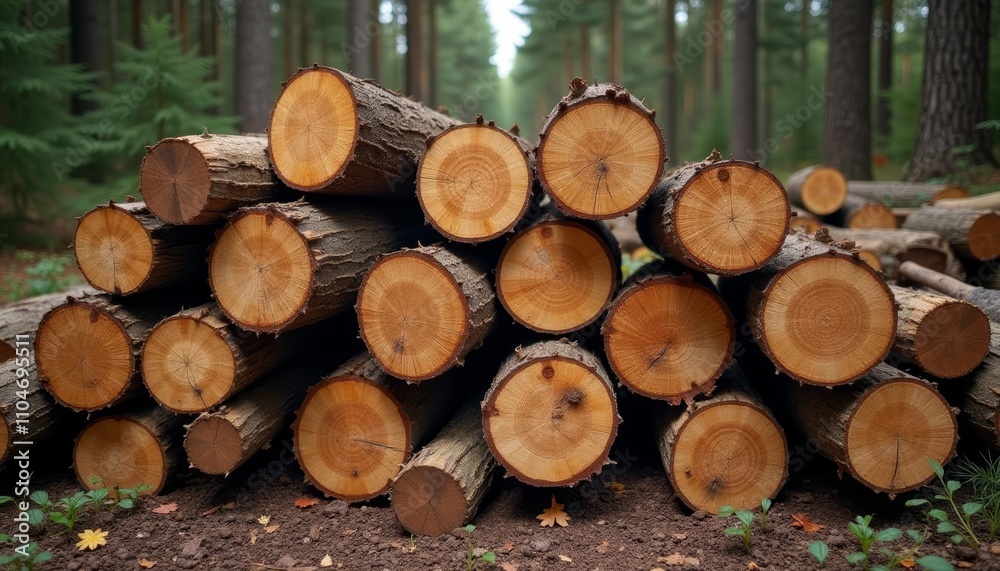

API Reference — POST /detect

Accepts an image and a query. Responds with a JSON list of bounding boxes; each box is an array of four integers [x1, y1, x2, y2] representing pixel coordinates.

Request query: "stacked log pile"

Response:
[[4, 71, 1000, 537]]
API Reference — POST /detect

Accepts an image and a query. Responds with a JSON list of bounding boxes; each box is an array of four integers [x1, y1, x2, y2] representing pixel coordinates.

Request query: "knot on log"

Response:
[[569, 77, 587, 97]]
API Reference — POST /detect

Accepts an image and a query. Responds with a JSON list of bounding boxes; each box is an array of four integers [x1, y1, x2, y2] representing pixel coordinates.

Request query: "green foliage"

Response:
[[845, 515, 905, 570], [462, 524, 496, 571], [718, 505, 756, 553], [4, 250, 79, 302], [906, 459, 982, 549], [956, 453, 1000, 539], [49, 491, 91, 534], [435, 0, 501, 121], [759, 498, 772, 531], [0, 535, 52, 571], [808, 540, 828, 567]]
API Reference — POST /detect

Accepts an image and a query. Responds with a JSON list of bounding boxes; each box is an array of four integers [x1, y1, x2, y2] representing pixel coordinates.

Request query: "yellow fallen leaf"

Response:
[[257, 515, 270, 525], [748, 563, 760, 570], [264, 523, 280, 534], [76, 529, 108, 551], [558, 555, 572, 563], [899, 559, 916, 569], [320, 554, 333, 568], [138, 558, 156, 569], [537, 496, 570, 527]]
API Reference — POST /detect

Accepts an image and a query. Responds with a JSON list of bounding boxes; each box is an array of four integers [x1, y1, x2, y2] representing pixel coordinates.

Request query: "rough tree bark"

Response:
[[70, 0, 100, 115], [823, 0, 873, 180], [876, 0, 893, 139], [347, 0, 372, 77], [235, 0, 272, 133], [730, 0, 757, 159]]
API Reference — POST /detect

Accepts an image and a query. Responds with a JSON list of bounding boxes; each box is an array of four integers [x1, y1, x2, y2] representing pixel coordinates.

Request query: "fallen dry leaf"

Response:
[[250, 531, 258, 545], [138, 559, 156, 569], [558, 555, 572, 563], [264, 524, 280, 534], [500, 563, 519, 571], [151, 503, 177, 514], [791, 513, 824, 533], [596, 540, 609, 554], [295, 497, 319, 509], [537, 495, 571, 527], [257, 515, 271, 525], [500, 542, 515, 553], [319, 554, 333, 568], [958, 563, 973, 569], [900, 559, 916, 569], [658, 554, 685, 566], [201, 506, 220, 516], [748, 563, 760, 570], [607, 481, 625, 494]]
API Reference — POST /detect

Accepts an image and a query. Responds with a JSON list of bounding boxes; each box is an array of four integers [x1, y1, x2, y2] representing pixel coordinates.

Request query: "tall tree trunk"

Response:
[[428, 0, 437, 108], [580, 24, 591, 80], [731, 0, 757, 160], [299, 2, 309, 66], [107, 0, 117, 84], [131, 0, 143, 48], [823, 0, 873, 180], [905, 0, 996, 181], [348, 0, 372, 77], [710, 0, 722, 94], [235, 0, 272, 132], [70, 0, 100, 115], [179, 0, 189, 50], [370, 0, 382, 82], [663, 0, 677, 158], [406, 0, 425, 101], [283, 0, 295, 79], [608, 0, 623, 83], [800, 0, 809, 80], [876, 0, 893, 139], [761, 0, 772, 153]]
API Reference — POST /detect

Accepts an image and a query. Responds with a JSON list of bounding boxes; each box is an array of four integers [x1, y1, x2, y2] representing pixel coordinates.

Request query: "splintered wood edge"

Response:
[[357, 250, 470, 381], [183, 415, 243, 475], [139, 138, 211, 225], [416, 123, 534, 243], [668, 400, 789, 512], [73, 416, 168, 495], [391, 465, 468, 536], [482, 356, 619, 487], [602, 276, 735, 404], [495, 220, 618, 335], [73, 205, 154, 295]]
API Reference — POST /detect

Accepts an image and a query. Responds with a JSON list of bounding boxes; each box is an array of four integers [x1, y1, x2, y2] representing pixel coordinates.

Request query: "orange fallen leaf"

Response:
[[596, 541, 609, 554], [900, 558, 916, 569], [500, 563, 519, 571], [295, 497, 319, 509], [791, 513, 824, 533], [537, 495, 570, 527], [264, 524, 280, 534], [748, 563, 760, 570], [138, 559, 156, 569], [201, 506, 219, 516], [151, 503, 177, 514], [500, 542, 515, 553]]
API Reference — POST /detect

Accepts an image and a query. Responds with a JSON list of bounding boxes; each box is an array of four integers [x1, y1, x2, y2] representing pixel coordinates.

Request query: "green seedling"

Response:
[[956, 453, 1000, 540], [113, 483, 152, 510], [462, 524, 496, 571], [808, 540, 828, 568], [718, 505, 755, 553], [846, 515, 901, 570], [759, 498, 772, 531], [905, 459, 981, 549], [0, 536, 52, 571], [50, 491, 92, 534]]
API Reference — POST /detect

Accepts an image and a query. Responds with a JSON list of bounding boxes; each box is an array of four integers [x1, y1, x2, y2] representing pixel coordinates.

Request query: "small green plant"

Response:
[[462, 525, 496, 571], [808, 540, 828, 568], [718, 506, 755, 553], [4, 251, 78, 301], [759, 498, 772, 531], [49, 491, 92, 533], [0, 535, 52, 571], [846, 515, 901, 569], [956, 452, 1000, 539], [906, 459, 981, 549], [88, 477, 150, 510]]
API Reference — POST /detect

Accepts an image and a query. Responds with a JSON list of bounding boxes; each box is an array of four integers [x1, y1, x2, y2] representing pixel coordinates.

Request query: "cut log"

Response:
[[789, 211, 822, 234], [956, 325, 1000, 448], [74, 200, 215, 295], [36, 295, 191, 411], [268, 65, 461, 194], [824, 227, 967, 280], [890, 285, 990, 378], [535, 78, 665, 219], [140, 133, 279, 225], [899, 261, 1000, 322], [742, 233, 897, 385], [847, 180, 968, 208], [902, 206, 1000, 261], [936, 190, 1000, 211], [826, 194, 898, 229], [482, 340, 619, 487], [391, 396, 497, 537], [0, 362, 61, 466], [0, 287, 92, 362], [656, 365, 787, 513], [358, 245, 495, 382], [416, 117, 534, 243], [637, 152, 790, 276], [496, 215, 620, 334], [293, 352, 465, 501], [208, 200, 423, 334], [74, 405, 185, 495], [788, 363, 957, 496], [602, 269, 734, 404], [785, 165, 847, 215]]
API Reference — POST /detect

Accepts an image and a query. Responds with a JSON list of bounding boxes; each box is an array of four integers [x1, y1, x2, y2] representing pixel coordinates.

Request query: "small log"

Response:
[[936, 190, 1000, 211], [785, 165, 847, 215], [208, 200, 424, 334], [416, 117, 534, 243], [902, 206, 1000, 261], [824, 227, 966, 280], [0, 362, 61, 465], [268, 66, 461, 194], [656, 365, 787, 513], [140, 133, 278, 225], [293, 352, 466, 502], [847, 180, 968, 208], [74, 201, 215, 295], [789, 211, 822, 234], [602, 268, 734, 404], [391, 396, 497, 537], [496, 214, 620, 334], [899, 261, 1000, 322], [788, 363, 957, 496], [536, 78, 665, 219], [637, 152, 790, 276], [482, 340, 619, 487], [825, 194, 898, 229], [74, 404, 185, 495], [0, 287, 92, 362], [358, 245, 496, 382]]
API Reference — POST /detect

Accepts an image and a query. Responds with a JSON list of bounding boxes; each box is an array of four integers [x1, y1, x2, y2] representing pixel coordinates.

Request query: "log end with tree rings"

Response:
[[792, 165, 847, 215], [142, 315, 237, 412], [183, 415, 243, 475], [140, 138, 213, 224], [968, 212, 1000, 260], [847, 201, 898, 229], [74, 416, 169, 495], [910, 301, 990, 378], [74, 204, 154, 295]]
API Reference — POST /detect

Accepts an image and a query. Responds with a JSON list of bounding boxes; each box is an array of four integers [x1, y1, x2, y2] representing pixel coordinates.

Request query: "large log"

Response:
[[936, 191, 1000, 211], [416, 117, 534, 243], [825, 194, 898, 229], [482, 340, 619, 487], [74, 405, 185, 495], [74, 200, 215, 295], [902, 206, 1000, 261], [890, 285, 990, 378], [140, 133, 279, 225], [824, 227, 966, 280], [0, 287, 92, 362], [899, 261, 1000, 322], [788, 363, 957, 496], [267, 65, 461, 194], [208, 200, 424, 334], [847, 180, 968, 208], [637, 151, 790, 276], [358, 245, 495, 382], [0, 362, 60, 466], [391, 396, 497, 537], [785, 165, 847, 215], [602, 267, 734, 404], [535, 78, 665, 219], [496, 214, 620, 334], [656, 365, 787, 513], [293, 352, 465, 502]]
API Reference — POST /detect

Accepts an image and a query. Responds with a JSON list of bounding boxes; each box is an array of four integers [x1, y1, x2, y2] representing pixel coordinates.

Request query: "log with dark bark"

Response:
[[637, 152, 790, 276], [0, 362, 61, 466], [267, 66, 461, 194], [785, 165, 847, 216], [788, 363, 957, 496], [482, 340, 618, 487], [890, 285, 990, 378], [74, 200, 215, 295], [826, 194, 898, 229], [902, 206, 1000, 261], [0, 287, 92, 362], [602, 268, 734, 404], [293, 352, 466, 501], [416, 117, 534, 243], [140, 133, 278, 225], [899, 261, 1000, 322], [74, 404, 185, 495], [209, 200, 424, 334], [848, 180, 968, 208], [535, 78, 665, 219], [824, 227, 966, 280], [391, 396, 497, 537], [358, 245, 495, 382], [656, 365, 787, 513]]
